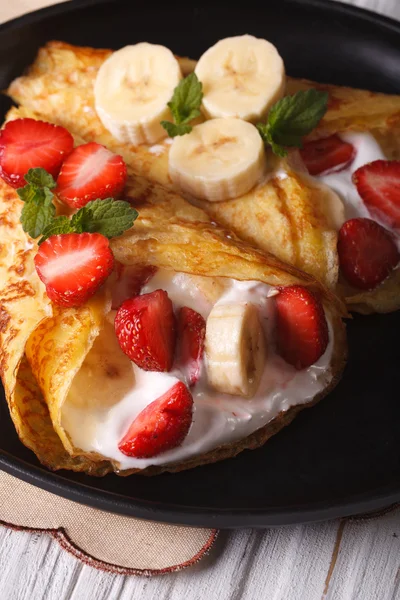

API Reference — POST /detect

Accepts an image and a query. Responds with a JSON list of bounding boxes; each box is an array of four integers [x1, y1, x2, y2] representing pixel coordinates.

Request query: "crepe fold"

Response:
[[6, 42, 339, 291], [0, 141, 346, 474], [8, 41, 400, 313], [0, 178, 112, 474]]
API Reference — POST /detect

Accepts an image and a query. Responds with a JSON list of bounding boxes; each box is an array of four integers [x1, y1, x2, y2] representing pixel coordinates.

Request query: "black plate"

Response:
[[0, 0, 400, 528]]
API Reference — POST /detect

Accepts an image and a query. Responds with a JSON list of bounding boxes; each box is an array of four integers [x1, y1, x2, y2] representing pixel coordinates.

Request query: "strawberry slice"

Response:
[[115, 290, 176, 371], [275, 285, 329, 370], [300, 134, 355, 176], [56, 142, 127, 208], [118, 381, 193, 458], [338, 218, 399, 290], [0, 118, 74, 188], [177, 307, 206, 386], [111, 264, 157, 309], [352, 160, 400, 231], [34, 232, 114, 307]]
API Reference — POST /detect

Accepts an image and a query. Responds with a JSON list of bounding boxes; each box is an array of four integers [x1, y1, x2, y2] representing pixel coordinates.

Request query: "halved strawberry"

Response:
[[352, 160, 400, 231], [300, 134, 355, 176], [0, 118, 74, 188], [118, 381, 193, 458], [111, 264, 157, 309], [275, 285, 329, 370], [177, 307, 206, 386], [338, 218, 399, 290], [115, 290, 176, 371], [56, 142, 127, 208], [34, 232, 114, 307]]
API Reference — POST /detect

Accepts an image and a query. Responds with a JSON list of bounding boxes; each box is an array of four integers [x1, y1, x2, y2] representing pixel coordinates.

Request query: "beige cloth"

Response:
[[0, 470, 217, 575]]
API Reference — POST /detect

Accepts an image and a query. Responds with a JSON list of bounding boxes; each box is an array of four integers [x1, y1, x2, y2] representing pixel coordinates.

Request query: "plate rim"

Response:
[[2, 450, 400, 528], [1, 0, 400, 36], [1, 0, 400, 528]]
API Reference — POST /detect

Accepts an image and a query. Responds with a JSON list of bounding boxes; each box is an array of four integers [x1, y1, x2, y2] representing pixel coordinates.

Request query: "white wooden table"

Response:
[[1, 1, 400, 598]]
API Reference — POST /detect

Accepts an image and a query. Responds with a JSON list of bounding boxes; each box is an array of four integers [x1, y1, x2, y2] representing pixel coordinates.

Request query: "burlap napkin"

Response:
[[0, 470, 218, 575]]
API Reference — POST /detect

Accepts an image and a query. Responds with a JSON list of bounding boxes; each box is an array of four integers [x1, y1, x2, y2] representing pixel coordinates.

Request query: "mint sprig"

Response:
[[17, 167, 138, 244], [17, 168, 57, 238], [257, 89, 329, 157], [38, 199, 138, 244], [70, 199, 138, 238], [161, 73, 203, 137], [24, 168, 57, 189]]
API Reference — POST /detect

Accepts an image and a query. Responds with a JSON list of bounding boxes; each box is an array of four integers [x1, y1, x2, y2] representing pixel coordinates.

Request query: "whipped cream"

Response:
[[62, 271, 335, 470], [317, 132, 400, 249]]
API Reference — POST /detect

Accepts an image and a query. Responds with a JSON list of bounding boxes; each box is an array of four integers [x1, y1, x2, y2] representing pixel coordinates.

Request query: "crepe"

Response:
[[0, 177, 112, 474], [7, 42, 339, 291], [8, 41, 400, 313], [0, 129, 346, 474]]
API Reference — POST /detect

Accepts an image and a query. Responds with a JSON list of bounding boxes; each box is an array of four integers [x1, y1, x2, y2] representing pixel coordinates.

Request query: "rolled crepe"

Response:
[[8, 41, 400, 313], [0, 139, 346, 474]]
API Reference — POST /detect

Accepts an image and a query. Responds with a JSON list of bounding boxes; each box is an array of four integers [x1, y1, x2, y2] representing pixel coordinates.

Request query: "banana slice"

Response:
[[205, 302, 266, 398], [94, 43, 182, 145], [195, 35, 285, 122], [177, 273, 229, 305], [169, 118, 266, 202]]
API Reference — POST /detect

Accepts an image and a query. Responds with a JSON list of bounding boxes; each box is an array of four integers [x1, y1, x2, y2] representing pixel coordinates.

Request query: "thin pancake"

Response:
[[7, 41, 339, 290], [9, 41, 399, 313], [0, 128, 346, 474], [24, 166, 347, 473]]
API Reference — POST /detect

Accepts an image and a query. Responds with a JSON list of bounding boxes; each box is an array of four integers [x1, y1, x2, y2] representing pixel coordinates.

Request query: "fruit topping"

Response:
[[0, 118, 73, 188], [352, 160, 400, 231], [115, 289, 176, 371], [118, 381, 193, 458], [338, 217, 399, 290], [177, 307, 206, 386], [34, 232, 114, 307], [205, 302, 266, 397], [56, 141, 127, 208], [300, 134, 355, 176], [275, 285, 329, 369]]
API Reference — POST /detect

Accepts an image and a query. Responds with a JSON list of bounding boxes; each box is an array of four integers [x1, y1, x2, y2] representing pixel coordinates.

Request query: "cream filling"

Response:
[[62, 271, 335, 470]]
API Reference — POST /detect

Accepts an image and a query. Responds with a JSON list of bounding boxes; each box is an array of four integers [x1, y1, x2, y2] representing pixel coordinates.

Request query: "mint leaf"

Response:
[[161, 73, 203, 137], [24, 168, 56, 189], [257, 89, 328, 156], [38, 216, 73, 244], [19, 168, 58, 238], [21, 199, 56, 239], [18, 167, 138, 242], [71, 198, 138, 238], [69, 209, 85, 234], [168, 73, 203, 124], [160, 121, 192, 138], [256, 123, 288, 157], [17, 184, 39, 204]]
